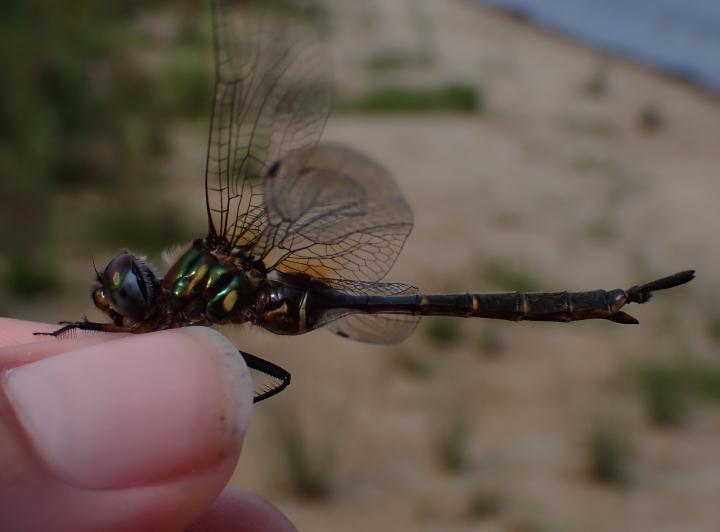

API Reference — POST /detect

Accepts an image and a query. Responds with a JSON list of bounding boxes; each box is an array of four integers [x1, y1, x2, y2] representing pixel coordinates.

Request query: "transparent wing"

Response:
[[205, 0, 333, 247], [319, 279, 421, 344], [254, 143, 414, 282]]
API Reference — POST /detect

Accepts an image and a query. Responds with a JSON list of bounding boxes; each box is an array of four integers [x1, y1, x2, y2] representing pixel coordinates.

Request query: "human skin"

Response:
[[0, 318, 296, 532]]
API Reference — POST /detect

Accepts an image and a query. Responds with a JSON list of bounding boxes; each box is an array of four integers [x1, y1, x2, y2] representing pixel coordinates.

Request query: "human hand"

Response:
[[0, 318, 295, 532]]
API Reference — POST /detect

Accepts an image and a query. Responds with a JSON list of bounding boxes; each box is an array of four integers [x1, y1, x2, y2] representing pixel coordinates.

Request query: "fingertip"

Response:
[[0, 318, 59, 347], [187, 488, 297, 532], [4, 327, 253, 489]]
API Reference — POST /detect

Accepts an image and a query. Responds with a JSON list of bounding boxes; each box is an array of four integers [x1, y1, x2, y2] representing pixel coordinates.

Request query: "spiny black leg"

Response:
[[241, 351, 291, 403], [33, 321, 121, 338]]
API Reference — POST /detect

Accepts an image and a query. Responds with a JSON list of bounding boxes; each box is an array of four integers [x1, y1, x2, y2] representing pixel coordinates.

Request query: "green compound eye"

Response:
[[101, 252, 157, 321]]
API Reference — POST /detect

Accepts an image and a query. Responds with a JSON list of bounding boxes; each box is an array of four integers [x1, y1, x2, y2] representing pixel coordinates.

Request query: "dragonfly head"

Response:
[[93, 252, 158, 323]]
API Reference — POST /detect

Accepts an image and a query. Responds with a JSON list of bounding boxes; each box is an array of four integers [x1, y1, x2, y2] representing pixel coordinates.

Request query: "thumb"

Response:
[[0, 323, 253, 532]]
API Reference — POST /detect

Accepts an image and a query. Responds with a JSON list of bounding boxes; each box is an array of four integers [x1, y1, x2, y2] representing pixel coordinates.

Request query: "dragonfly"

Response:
[[40, 0, 694, 403]]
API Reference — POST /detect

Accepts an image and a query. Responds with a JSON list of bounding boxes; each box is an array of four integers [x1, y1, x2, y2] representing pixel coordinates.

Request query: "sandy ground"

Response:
[[219, 1, 720, 531]]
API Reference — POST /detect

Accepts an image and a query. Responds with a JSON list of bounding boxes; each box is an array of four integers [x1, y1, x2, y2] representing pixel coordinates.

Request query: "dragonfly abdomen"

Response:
[[335, 290, 634, 324], [437, 290, 631, 323], [335, 271, 694, 325]]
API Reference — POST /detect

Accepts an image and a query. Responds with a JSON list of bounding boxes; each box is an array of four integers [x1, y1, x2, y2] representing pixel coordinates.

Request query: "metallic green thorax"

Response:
[[167, 247, 251, 322]]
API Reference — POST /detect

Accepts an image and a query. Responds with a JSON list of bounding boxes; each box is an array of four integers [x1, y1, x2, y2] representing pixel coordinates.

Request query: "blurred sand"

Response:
[[219, 1, 720, 531]]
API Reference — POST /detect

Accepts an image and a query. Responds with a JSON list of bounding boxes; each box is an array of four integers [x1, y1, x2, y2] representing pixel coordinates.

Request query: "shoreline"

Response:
[[467, 0, 720, 103]]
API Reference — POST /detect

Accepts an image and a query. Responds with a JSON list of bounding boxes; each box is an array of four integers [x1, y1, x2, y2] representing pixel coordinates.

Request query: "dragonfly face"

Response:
[[40, 0, 693, 404], [94, 252, 158, 324]]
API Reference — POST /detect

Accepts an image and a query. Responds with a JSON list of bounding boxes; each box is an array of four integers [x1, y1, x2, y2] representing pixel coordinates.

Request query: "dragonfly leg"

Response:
[[241, 351, 291, 403], [33, 321, 127, 339]]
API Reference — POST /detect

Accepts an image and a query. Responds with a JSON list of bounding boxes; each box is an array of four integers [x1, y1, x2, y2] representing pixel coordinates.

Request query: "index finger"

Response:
[[0, 319, 126, 368], [0, 318, 64, 347], [0, 325, 254, 532]]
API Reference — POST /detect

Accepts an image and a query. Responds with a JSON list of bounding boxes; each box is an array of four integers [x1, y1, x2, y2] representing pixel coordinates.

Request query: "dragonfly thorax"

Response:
[[164, 246, 257, 326], [255, 281, 308, 335]]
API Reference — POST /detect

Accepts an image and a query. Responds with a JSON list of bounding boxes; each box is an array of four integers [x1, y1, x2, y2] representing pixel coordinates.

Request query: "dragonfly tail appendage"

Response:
[[610, 269, 696, 324], [624, 270, 696, 305]]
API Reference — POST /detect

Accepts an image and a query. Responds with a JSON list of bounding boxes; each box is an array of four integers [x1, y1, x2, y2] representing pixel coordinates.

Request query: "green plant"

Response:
[[423, 317, 463, 347], [0, 1, 212, 299], [432, 404, 472, 473], [630, 358, 720, 426], [271, 405, 340, 499], [639, 365, 690, 426], [572, 156, 631, 180], [4, 253, 62, 298], [390, 348, 432, 378], [510, 521, 568, 532], [336, 84, 482, 114], [586, 425, 635, 486], [364, 48, 434, 73], [584, 218, 618, 242], [558, 115, 619, 139], [477, 328, 504, 359], [465, 488, 505, 520], [708, 314, 720, 343], [483, 260, 541, 293]]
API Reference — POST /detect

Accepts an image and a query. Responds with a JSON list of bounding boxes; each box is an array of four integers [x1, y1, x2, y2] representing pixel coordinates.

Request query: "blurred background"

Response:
[[1, 0, 719, 530]]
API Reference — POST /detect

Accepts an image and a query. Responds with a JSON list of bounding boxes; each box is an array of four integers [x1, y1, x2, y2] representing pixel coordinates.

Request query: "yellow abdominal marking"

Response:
[[520, 295, 530, 315], [222, 290, 239, 313], [420, 296, 430, 306], [266, 302, 288, 319], [184, 264, 209, 295], [298, 291, 309, 333], [472, 295, 479, 312]]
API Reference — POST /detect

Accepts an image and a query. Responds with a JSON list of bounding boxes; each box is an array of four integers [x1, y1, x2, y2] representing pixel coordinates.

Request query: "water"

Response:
[[478, 0, 720, 93]]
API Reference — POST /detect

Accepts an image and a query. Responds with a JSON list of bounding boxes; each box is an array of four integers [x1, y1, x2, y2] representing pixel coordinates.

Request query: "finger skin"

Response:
[[0, 318, 71, 348], [187, 488, 297, 532], [0, 319, 253, 532]]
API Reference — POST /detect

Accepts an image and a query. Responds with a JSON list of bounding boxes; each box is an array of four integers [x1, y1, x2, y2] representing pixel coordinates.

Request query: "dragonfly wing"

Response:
[[205, 0, 333, 247], [326, 314, 420, 345], [255, 143, 414, 282], [319, 279, 421, 344]]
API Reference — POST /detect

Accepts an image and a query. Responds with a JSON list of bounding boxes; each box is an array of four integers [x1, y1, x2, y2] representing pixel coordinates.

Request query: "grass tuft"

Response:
[[364, 48, 434, 73], [584, 218, 618, 242], [270, 405, 341, 500], [336, 83, 482, 114], [707, 314, 720, 343], [630, 358, 720, 426], [477, 328, 504, 359], [423, 317, 463, 347], [389, 348, 432, 378], [572, 156, 632, 181], [432, 404, 472, 473], [509, 521, 567, 532], [586, 424, 635, 486], [465, 487, 505, 521], [558, 115, 619, 139], [4, 252, 62, 298], [639, 365, 690, 426], [483, 260, 541, 293]]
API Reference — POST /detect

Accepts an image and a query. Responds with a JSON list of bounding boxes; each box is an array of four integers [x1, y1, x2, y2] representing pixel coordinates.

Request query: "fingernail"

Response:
[[2, 327, 252, 489]]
